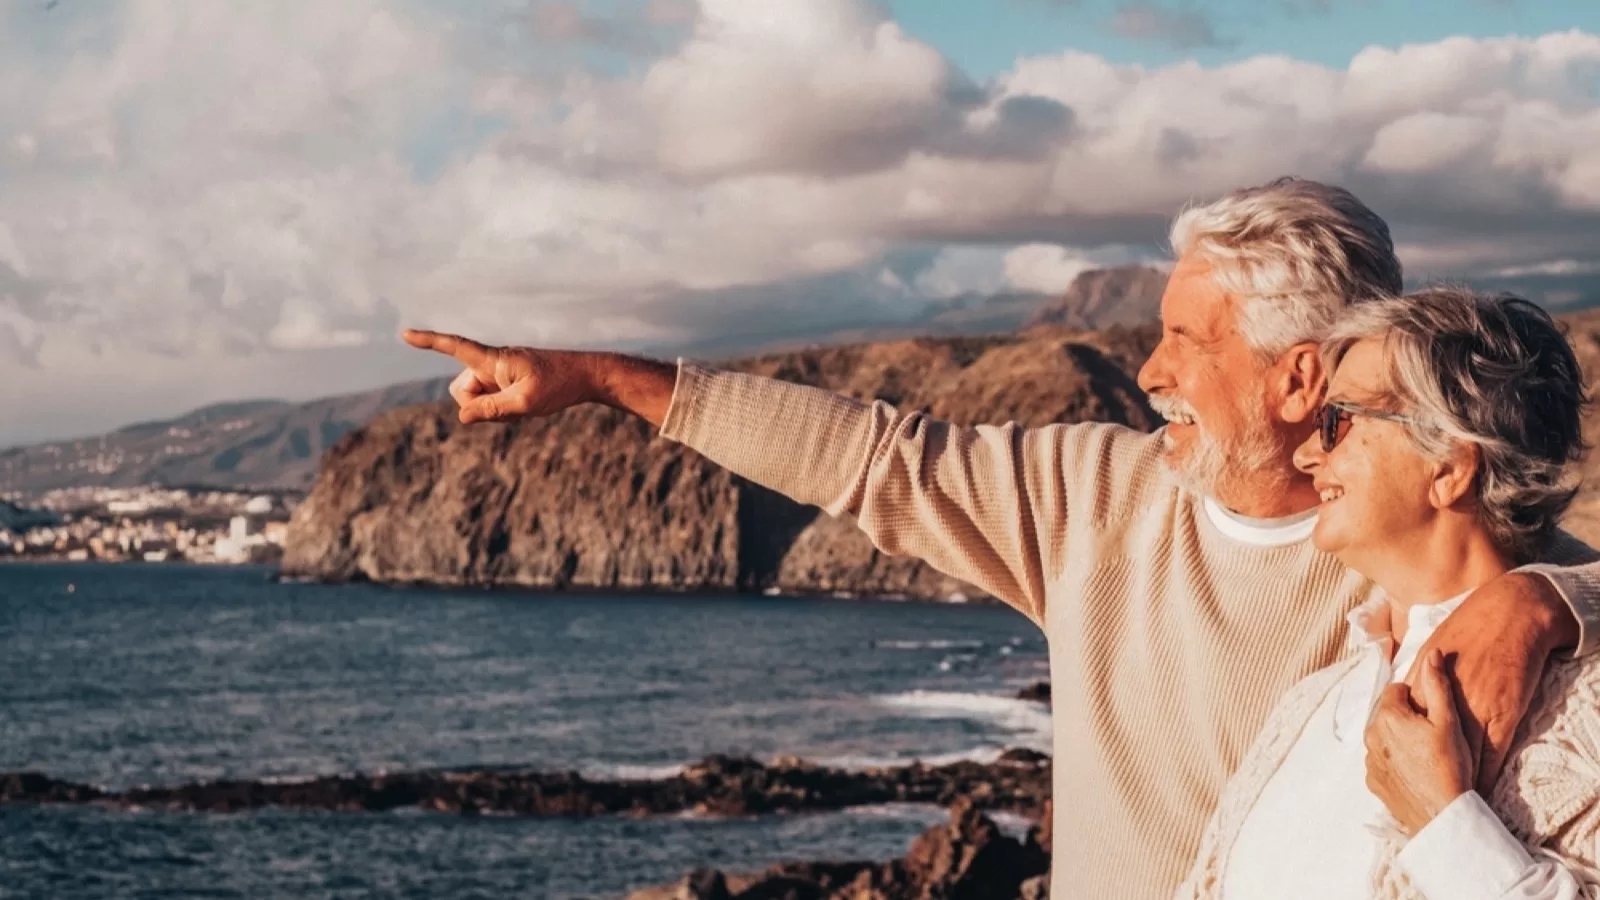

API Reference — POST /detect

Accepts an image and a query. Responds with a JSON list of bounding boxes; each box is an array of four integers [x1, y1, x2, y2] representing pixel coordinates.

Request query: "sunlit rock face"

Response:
[[1025, 265, 1169, 332]]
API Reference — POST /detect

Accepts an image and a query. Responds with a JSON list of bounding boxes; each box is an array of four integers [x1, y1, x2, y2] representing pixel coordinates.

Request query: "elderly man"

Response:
[[404, 178, 1600, 900]]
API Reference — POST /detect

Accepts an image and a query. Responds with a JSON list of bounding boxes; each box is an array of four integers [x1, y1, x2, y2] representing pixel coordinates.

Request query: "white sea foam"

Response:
[[839, 802, 949, 825], [581, 762, 689, 781], [871, 639, 986, 650], [256, 772, 325, 786], [870, 690, 1052, 752], [987, 809, 1038, 840], [404, 642, 473, 660], [810, 745, 1010, 771]]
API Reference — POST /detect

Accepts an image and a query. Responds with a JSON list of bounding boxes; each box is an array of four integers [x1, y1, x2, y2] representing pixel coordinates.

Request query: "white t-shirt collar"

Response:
[[1201, 496, 1319, 547]]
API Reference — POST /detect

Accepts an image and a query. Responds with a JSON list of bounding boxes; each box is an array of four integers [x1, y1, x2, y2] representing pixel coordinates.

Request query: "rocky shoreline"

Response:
[[1, 750, 1050, 819], [629, 796, 1052, 900], [4, 752, 1055, 899], [6, 752, 1055, 898]]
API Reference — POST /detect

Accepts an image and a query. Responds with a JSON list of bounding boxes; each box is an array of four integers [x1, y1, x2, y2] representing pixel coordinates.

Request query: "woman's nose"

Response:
[[1292, 428, 1325, 475]]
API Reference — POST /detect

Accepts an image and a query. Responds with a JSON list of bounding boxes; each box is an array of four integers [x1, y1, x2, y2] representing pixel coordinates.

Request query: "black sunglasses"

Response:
[[1317, 401, 1419, 451]]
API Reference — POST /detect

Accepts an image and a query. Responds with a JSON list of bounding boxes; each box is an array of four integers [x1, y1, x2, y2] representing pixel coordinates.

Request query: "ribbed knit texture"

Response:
[[660, 363, 1373, 900]]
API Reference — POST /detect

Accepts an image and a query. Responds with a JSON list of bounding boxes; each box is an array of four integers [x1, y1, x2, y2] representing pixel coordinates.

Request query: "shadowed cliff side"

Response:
[[281, 326, 1162, 598]]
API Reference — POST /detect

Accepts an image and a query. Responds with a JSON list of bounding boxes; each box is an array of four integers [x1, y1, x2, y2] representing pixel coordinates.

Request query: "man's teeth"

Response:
[[1160, 411, 1196, 426], [1319, 487, 1344, 502]]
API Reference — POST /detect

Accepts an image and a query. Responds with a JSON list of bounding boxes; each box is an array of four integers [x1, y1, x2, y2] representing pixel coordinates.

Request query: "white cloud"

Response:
[[641, 0, 961, 178], [266, 298, 370, 351], [0, 221, 29, 277], [5, 0, 1600, 443], [1003, 244, 1167, 294], [912, 246, 1009, 298]]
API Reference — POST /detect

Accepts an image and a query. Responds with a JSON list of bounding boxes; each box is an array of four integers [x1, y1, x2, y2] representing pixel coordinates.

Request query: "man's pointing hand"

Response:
[[402, 329, 588, 424], [401, 329, 677, 427]]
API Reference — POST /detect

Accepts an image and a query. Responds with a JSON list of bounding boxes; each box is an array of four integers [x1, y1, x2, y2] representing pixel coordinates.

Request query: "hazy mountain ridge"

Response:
[[0, 379, 451, 493], [0, 269, 1172, 494], [1026, 265, 1170, 330]]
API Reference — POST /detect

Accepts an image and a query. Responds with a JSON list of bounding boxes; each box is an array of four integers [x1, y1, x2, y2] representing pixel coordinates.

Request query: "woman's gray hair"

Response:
[[1171, 177, 1403, 358], [1323, 287, 1589, 563]]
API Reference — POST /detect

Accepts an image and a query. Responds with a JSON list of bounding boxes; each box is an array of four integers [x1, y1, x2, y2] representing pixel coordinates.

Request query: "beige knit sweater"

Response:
[[657, 362, 1600, 900], [1175, 646, 1600, 898]]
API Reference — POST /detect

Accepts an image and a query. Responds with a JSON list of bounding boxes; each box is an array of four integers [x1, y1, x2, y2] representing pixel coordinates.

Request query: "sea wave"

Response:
[[839, 802, 949, 825], [870, 639, 987, 650], [808, 746, 1010, 771], [869, 690, 1052, 752], [986, 809, 1039, 839], [573, 743, 1024, 781], [580, 762, 690, 781]]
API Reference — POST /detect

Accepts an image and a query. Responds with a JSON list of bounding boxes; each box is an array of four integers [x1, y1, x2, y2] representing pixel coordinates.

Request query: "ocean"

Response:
[[0, 563, 1048, 899]]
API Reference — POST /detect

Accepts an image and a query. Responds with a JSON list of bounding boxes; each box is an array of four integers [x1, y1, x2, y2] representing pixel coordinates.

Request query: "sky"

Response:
[[3, 0, 1600, 446]]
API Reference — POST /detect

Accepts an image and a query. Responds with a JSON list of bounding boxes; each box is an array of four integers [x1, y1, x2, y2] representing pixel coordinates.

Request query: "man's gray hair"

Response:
[[1323, 287, 1588, 563], [1170, 177, 1403, 357]]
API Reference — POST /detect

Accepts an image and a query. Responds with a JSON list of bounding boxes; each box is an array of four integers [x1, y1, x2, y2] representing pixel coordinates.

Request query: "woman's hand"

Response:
[[1365, 649, 1478, 835]]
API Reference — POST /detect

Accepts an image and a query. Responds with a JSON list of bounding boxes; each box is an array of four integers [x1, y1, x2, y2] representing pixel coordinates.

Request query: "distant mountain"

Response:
[[1026, 265, 1169, 331], [658, 291, 1051, 360], [0, 275, 1172, 495], [0, 379, 450, 493]]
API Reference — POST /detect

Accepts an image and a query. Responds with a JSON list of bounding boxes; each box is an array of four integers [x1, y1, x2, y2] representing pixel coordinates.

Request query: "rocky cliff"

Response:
[[282, 327, 1161, 598], [1025, 265, 1169, 331]]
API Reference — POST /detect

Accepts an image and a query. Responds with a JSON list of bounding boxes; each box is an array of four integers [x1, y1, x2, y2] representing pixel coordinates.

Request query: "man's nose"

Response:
[[1137, 340, 1172, 396], [1292, 427, 1325, 475]]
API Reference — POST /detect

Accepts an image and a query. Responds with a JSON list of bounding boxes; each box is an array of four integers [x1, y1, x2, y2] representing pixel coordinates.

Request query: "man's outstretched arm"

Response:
[[402, 329, 1117, 627]]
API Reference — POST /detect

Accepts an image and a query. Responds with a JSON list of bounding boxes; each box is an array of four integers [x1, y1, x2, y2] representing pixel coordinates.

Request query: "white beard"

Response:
[[1159, 395, 1281, 500]]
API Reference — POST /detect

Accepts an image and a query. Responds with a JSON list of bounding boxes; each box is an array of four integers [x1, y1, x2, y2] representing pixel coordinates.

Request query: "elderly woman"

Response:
[[1178, 287, 1600, 899]]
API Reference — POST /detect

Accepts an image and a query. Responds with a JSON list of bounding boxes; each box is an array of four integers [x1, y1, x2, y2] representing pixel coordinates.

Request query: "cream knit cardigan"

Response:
[[1176, 627, 1600, 899]]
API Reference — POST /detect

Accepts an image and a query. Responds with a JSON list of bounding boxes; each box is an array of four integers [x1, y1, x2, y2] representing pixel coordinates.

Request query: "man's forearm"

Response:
[[583, 352, 678, 428]]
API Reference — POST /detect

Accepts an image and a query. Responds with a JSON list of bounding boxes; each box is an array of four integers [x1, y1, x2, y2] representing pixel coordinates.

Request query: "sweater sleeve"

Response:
[[1520, 530, 1600, 658], [659, 361, 1144, 627]]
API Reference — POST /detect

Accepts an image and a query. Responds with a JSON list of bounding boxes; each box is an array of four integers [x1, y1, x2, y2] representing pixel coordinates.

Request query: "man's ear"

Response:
[[1274, 343, 1325, 424], [1429, 442, 1480, 510]]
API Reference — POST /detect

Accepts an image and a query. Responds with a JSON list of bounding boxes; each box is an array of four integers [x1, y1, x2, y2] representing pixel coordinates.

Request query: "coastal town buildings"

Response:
[[0, 487, 298, 565]]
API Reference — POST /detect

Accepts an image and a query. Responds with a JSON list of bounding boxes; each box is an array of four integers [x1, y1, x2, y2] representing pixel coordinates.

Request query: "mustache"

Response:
[[1147, 393, 1198, 421]]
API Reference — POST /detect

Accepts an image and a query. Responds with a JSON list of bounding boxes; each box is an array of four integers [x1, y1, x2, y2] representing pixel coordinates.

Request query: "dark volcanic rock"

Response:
[[628, 798, 1050, 900], [1, 772, 106, 804], [1025, 265, 1168, 331], [0, 752, 1050, 820], [1015, 681, 1050, 703], [282, 328, 1161, 599]]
